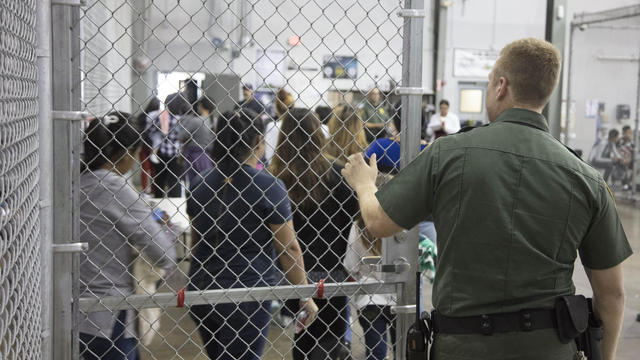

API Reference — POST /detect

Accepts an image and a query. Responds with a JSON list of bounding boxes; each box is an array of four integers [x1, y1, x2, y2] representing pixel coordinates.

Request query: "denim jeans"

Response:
[[189, 301, 271, 360], [80, 311, 139, 360], [358, 305, 396, 360]]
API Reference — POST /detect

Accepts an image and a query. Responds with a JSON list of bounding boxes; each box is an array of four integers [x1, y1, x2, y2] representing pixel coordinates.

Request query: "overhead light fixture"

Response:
[[288, 35, 301, 46]]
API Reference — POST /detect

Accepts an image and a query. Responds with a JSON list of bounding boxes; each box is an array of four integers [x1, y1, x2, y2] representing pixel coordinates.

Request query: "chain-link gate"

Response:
[[0, 0, 43, 358], [563, 5, 640, 200], [49, 0, 427, 359]]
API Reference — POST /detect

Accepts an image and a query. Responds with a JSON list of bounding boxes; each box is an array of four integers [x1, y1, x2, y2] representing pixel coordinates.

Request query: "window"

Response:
[[459, 89, 484, 113]]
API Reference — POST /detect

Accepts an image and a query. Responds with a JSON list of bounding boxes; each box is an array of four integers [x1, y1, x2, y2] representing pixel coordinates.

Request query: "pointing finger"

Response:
[[369, 153, 378, 171]]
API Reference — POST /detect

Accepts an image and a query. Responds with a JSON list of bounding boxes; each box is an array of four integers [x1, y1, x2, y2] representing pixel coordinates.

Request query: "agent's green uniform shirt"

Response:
[[376, 108, 632, 360], [358, 102, 389, 125]]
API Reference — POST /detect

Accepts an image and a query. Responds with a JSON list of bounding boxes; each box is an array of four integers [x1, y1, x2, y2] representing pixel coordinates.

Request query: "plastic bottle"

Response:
[[294, 311, 308, 335]]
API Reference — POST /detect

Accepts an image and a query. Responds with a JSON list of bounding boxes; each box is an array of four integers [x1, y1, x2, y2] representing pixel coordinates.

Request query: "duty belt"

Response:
[[432, 309, 557, 335]]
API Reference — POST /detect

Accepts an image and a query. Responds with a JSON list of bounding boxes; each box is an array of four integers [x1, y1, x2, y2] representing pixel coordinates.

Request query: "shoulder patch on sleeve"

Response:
[[605, 183, 616, 205]]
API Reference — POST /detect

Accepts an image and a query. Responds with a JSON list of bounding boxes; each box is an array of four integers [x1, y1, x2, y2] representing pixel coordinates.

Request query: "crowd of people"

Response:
[[77, 37, 632, 360], [590, 125, 635, 187], [79, 82, 456, 360]]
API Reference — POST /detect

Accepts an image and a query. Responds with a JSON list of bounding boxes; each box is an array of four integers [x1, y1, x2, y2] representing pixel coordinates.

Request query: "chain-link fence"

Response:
[[47, 0, 428, 359], [564, 5, 640, 198], [0, 0, 43, 358]]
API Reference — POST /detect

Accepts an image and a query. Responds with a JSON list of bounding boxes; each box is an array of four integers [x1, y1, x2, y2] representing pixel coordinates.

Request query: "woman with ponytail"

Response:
[[187, 110, 318, 360], [269, 108, 359, 359], [79, 112, 178, 360]]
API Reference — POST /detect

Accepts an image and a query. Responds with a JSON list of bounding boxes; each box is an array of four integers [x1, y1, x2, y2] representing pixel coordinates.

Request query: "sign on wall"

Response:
[[254, 47, 287, 87], [322, 55, 358, 79], [453, 48, 499, 78]]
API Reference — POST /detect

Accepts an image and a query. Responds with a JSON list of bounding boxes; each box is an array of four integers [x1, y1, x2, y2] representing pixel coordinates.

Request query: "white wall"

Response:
[[440, 0, 547, 121], [437, 0, 640, 149], [79, 0, 639, 140], [562, 0, 640, 154], [143, 0, 416, 108]]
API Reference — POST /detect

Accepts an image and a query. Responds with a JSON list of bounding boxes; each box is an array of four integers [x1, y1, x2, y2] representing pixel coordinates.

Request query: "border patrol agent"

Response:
[[343, 38, 632, 360], [359, 87, 392, 142]]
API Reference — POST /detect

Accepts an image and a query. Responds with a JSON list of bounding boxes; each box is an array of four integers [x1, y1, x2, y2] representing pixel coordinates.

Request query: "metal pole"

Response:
[[79, 282, 398, 312], [393, 1, 425, 359], [37, 0, 53, 359], [543, 0, 567, 141], [130, 0, 154, 114], [51, 3, 81, 358], [631, 53, 640, 198], [434, 0, 447, 105], [564, 24, 575, 146], [71, 252, 81, 360]]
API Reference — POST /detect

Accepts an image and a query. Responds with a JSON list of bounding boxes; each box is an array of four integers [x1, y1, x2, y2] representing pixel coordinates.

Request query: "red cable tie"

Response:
[[177, 287, 185, 308], [317, 279, 325, 299]]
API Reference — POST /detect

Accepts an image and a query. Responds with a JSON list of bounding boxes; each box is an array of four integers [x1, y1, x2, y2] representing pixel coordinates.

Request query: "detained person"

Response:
[[79, 112, 178, 360], [269, 108, 359, 359], [425, 99, 460, 141], [187, 110, 318, 360]]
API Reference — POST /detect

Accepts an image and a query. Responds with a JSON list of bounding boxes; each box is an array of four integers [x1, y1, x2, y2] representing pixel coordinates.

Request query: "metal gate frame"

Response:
[[563, 4, 640, 200], [46, 1, 428, 359]]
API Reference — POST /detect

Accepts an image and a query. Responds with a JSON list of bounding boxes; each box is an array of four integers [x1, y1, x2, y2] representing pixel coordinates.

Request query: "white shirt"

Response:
[[344, 223, 397, 308], [426, 112, 461, 140], [264, 120, 281, 165], [320, 123, 330, 139]]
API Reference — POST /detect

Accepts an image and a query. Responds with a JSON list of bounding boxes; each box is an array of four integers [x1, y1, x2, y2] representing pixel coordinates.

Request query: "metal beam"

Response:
[[51, 3, 81, 358], [433, 0, 447, 104], [37, 1, 53, 359], [79, 282, 399, 312], [395, 1, 426, 359], [630, 56, 640, 198], [572, 4, 640, 27], [543, 0, 567, 141]]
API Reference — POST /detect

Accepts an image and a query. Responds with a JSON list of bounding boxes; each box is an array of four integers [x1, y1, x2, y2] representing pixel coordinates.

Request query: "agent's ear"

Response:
[[496, 76, 508, 100]]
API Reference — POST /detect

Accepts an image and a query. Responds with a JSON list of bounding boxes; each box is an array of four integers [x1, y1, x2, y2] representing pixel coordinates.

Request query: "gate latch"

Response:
[[52, 242, 89, 253], [52, 0, 86, 6], [361, 256, 410, 274]]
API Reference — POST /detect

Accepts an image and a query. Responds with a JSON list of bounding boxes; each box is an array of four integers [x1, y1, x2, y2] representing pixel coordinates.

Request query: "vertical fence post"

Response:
[[37, 0, 53, 359], [544, 0, 567, 141], [631, 57, 640, 198], [389, 1, 426, 359], [563, 23, 575, 146], [51, 3, 82, 358], [130, 0, 155, 113]]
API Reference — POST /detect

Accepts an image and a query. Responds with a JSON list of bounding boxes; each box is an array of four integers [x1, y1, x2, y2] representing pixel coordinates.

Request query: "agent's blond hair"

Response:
[[493, 38, 561, 108]]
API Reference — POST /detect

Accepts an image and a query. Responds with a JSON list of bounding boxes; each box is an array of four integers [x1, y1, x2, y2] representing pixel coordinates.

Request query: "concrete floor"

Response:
[[136, 204, 640, 360]]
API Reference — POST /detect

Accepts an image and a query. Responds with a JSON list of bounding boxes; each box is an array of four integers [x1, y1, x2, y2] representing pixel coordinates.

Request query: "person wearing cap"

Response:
[[235, 83, 265, 115], [342, 38, 631, 360]]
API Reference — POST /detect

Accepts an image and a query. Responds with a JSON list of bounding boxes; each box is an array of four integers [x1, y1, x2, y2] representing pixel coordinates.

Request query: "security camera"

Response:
[[579, 24, 587, 31]]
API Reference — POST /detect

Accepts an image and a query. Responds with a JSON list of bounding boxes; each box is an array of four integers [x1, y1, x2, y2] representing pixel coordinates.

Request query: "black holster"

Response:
[[574, 298, 604, 360], [555, 295, 603, 360]]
